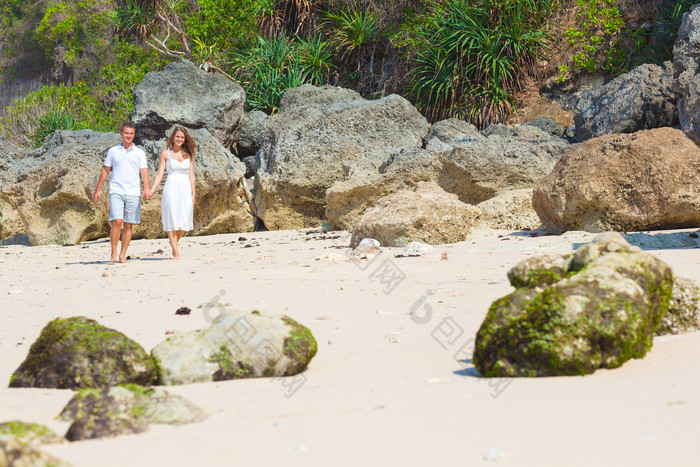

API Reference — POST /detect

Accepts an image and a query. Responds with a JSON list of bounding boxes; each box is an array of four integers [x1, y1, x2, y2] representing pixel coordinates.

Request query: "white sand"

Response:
[[1, 228, 699, 466]]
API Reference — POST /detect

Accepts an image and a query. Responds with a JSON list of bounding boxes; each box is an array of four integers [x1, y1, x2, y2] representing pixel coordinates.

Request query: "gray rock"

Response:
[[473, 233, 674, 377], [254, 85, 429, 229], [673, 5, 700, 145], [521, 117, 564, 137], [0, 435, 71, 466], [425, 118, 482, 151], [10, 316, 155, 389], [575, 63, 678, 141], [237, 110, 270, 158], [477, 189, 541, 231], [132, 61, 245, 148], [59, 385, 207, 441], [151, 310, 317, 385], [657, 276, 700, 335], [403, 241, 433, 256]]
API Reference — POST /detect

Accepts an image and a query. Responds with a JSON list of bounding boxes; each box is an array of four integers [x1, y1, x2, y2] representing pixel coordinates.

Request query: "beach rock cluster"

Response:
[[0, 421, 63, 446], [0, 435, 71, 467], [673, 4, 700, 146], [473, 233, 674, 377]]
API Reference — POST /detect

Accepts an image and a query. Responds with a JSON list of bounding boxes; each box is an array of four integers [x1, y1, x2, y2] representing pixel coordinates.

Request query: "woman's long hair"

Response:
[[166, 126, 197, 159]]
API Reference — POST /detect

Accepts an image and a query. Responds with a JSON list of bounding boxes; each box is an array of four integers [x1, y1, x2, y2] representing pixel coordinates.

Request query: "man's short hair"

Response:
[[121, 121, 136, 131]]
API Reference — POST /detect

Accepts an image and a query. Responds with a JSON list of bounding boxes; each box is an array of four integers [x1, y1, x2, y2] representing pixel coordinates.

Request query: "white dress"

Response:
[[161, 149, 193, 232]]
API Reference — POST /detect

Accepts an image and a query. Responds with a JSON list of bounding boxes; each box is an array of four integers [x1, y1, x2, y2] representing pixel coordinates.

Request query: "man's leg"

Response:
[[119, 223, 133, 263], [109, 219, 122, 262]]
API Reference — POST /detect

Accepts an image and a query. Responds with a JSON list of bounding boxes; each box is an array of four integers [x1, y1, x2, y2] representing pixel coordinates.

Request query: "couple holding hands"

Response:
[[93, 122, 196, 262]]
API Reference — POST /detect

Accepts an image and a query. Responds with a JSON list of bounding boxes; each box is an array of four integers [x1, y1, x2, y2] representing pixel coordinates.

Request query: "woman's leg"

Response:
[[167, 230, 180, 259]]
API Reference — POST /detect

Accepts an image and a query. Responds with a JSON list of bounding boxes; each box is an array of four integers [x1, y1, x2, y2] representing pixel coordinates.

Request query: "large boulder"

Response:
[[9, 316, 155, 389], [139, 126, 255, 238], [59, 385, 207, 441], [575, 62, 678, 141], [657, 276, 700, 336], [237, 110, 270, 158], [350, 181, 485, 247], [533, 128, 700, 233], [0, 128, 254, 245], [254, 85, 429, 229], [327, 123, 570, 231], [0, 141, 28, 242], [673, 4, 700, 145], [0, 435, 71, 467], [473, 233, 674, 377], [132, 60, 245, 148], [151, 310, 317, 386], [0, 130, 119, 245]]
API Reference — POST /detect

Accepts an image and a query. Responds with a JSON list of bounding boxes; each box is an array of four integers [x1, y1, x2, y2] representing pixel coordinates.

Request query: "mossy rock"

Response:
[[9, 316, 155, 389], [473, 233, 674, 377], [0, 435, 71, 467], [0, 421, 63, 445], [58, 385, 206, 441], [152, 310, 317, 385]]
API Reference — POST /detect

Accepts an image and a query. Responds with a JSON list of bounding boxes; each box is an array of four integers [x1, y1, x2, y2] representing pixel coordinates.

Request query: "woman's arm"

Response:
[[189, 157, 196, 205], [148, 150, 168, 197]]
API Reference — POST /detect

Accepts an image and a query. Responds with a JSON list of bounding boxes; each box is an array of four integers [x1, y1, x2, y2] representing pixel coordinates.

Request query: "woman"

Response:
[[149, 126, 196, 259]]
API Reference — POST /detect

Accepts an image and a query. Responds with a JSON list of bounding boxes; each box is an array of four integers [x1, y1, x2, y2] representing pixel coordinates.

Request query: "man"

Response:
[[93, 122, 150, 263]]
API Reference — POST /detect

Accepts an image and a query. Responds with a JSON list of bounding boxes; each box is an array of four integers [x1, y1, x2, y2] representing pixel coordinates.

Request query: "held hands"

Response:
[[143, 188, 153, 199]]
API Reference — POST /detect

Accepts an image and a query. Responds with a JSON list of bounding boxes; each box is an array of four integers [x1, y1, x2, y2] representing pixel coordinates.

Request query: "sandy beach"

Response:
[[1, 228, 699, 466]]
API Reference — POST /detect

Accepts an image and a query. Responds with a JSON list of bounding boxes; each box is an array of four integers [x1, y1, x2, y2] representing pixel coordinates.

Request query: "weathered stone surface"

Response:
[[59, 385, 206, 441], [0, 435, 71, 467], [140, 126, 255, 238], [151, 310, 317, 385], [533, 128, 700, 233], [254, 85, 429, 229], [673, 4, 700, 145], [132, 60, 245, 148], [424, 118, 481, 151], [575, 63, 678, 141], [0, 142, 28, 242], [477, 189, 541, 231], [0, 130, 119, 245], [10, 316, 154, 389], [522, 117, 564, 137], [473, 233, 674, 377], [237, 110, 270, 158], [657, 276, 700, 336], [0, 422, 63, 446], [350, 181, 486, 247]]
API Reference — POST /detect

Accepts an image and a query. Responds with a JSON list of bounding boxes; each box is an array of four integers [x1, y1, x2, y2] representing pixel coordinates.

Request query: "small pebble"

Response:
[[484, 448, 506, 462]]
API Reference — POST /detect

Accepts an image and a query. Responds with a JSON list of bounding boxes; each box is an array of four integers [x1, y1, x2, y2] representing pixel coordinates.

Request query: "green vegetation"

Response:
[[1, 0, 695, 144]]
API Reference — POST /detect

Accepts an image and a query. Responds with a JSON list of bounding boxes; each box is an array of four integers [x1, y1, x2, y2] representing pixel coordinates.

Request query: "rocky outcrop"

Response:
[[0, 422, 63, 445], [327, 124, 570, 231], [350, 181, 485, 247], [132, 60, 245, 148], [140, 126, 255, 238], [657, 276, 700, 336], [237, 110, 270, 158], [10, 316, 155, 389], [254, 85, 430, 229], [533, 128, 700, 233], [59, 385, 207, 441], [673, 4, 700, 145], [0, 435, 71, 467], [151, 310, 317, 385], [477, 189, 541, 231], [0, 128, 255, 245], [473, 233, 674, 377], [0, 130, 119, 245], [575, 63, 678, 141]]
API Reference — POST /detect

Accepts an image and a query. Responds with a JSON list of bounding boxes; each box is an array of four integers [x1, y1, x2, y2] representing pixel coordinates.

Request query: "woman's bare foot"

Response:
[[118, 257, 129, 263]]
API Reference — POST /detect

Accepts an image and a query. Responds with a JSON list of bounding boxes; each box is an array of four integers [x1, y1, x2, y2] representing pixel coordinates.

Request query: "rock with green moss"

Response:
[[151, 310, 317, 385], [0, 422, 63, 446], [58, 385, 206, 441], [9, 317, 155, 389], [0, 435, 71, 466], [473, 232, 674, 377], [656, 276, 700, 335]]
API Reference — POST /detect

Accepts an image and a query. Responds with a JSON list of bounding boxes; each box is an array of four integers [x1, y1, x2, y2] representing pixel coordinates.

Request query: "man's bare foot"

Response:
[[118, 257, 129, 263], [110, 257, 118, 263]]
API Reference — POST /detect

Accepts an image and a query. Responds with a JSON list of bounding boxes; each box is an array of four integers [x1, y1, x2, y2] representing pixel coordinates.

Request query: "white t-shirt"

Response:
[[103, 144, 147, 196]]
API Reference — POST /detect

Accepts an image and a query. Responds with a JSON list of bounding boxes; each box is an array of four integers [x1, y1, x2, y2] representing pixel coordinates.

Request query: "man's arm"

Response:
[[140, 167, 151, 198], [93, 166, 111, 203]]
